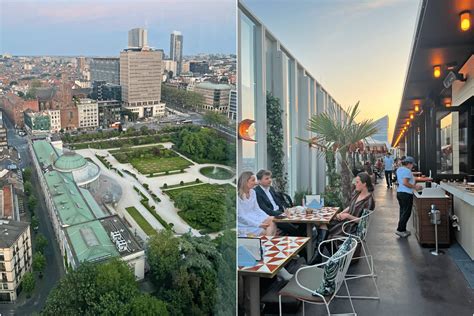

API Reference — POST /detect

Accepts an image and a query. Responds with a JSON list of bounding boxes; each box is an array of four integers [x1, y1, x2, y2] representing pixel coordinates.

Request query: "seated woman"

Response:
[[310, 172, 375, 264], [237, 171, 278, 236], [238, 172, 293, 281]]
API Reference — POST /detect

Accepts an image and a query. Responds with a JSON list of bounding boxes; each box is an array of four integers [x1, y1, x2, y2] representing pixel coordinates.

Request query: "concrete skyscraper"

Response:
[[169, 31, 183, 75], [128, 28, 148, 48], [120, 47, 165, 118]]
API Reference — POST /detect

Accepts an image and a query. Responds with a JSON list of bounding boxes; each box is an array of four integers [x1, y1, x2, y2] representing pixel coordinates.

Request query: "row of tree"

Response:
[[113, 145, 175, 163], [21, 168, 48, 298], [161, 85, 204, 109]]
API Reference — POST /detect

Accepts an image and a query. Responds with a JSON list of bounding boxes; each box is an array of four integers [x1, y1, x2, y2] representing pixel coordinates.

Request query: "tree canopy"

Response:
[[203, 111, 229, 127], [173, 127, 235, 166], [42, 259, 168, 315], [161, 85, 204, 109], [147, 230, 235, 316]]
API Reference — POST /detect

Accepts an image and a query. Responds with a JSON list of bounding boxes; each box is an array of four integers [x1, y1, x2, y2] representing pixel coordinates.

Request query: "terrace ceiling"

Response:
[[392, 0, 474, 146]]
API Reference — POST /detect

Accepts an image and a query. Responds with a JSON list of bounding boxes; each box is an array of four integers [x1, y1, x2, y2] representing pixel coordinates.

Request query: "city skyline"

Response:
[[0, 0, 236, 56], [243, 0, 420, 141]]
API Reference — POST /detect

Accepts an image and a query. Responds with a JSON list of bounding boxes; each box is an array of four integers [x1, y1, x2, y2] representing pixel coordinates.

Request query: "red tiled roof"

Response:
[[2, 185, 13, 218]]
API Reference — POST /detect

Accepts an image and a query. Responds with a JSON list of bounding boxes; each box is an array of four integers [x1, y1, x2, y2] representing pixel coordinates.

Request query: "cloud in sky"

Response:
[[1, 0, 236, 55]]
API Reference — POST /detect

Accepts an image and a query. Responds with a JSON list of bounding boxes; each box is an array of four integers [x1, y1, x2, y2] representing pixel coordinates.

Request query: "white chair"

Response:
[[278, 237, 358, 316], [340, 209, 380, 300]]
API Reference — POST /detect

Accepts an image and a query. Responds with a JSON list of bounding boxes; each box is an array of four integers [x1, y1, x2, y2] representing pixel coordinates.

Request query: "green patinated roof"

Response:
[[54, 152, 87, 171], [32, 140, 59, 168], [80, 188, 107, 218], [44, 171, 96, 226], [65, 220, 119, 263]]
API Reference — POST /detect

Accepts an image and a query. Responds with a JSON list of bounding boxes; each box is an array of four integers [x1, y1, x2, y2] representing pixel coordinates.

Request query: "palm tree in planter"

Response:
[[300, 102, 378, 207]]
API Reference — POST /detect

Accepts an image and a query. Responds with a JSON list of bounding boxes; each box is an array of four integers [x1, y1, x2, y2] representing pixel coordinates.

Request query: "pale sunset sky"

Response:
[[0, 0, 236, 56], [243, 0, 420, 141]]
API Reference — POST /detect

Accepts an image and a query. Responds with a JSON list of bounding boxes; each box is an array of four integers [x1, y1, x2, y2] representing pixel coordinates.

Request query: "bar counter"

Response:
[[439, 182, 474, 259]]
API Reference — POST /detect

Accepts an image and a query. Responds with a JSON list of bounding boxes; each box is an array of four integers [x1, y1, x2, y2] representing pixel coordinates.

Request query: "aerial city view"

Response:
[[0, 0, 236, 315], [1, 0, 474, 315]]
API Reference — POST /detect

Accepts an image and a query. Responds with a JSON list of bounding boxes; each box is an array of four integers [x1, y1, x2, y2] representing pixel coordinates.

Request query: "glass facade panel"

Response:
[[239, 13, 257, 172], [438, 112, 460, 174]]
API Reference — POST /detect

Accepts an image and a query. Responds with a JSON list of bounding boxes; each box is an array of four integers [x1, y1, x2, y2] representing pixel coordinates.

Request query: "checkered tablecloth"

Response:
[[238, 236, 310, 277], [274, 206, 339, 223]]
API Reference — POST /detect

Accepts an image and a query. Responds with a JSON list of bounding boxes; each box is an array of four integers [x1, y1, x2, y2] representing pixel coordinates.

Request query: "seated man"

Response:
[[254, 169, 301, 236], [254, 169, 286, 216]]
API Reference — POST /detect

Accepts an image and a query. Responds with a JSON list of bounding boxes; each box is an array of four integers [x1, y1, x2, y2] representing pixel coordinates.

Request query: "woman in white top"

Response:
[[238, 171, 277, 236]]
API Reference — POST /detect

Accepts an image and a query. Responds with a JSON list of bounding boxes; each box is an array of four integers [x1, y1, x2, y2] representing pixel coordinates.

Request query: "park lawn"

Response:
[[125, 206, 157, 236], [130, 156, 192, 174]]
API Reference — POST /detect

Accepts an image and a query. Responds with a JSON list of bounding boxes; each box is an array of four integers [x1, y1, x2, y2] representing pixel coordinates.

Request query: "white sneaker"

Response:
[[405, 230, 411, 236], [395, 231, 404, 237]]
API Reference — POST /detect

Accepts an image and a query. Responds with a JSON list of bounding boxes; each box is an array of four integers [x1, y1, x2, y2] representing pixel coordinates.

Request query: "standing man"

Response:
[[383, 152, 395, 188], [395, 156, 423, 238]]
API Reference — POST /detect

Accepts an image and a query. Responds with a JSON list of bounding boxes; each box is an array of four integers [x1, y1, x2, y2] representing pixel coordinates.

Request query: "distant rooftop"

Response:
[[0, 220, 29, 248], [195, 82, 231, 90]]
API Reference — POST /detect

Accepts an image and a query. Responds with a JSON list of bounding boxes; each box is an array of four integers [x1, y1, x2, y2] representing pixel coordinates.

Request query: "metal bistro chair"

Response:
[[340, 209, 380, 300], [278, 236, 358, 316]]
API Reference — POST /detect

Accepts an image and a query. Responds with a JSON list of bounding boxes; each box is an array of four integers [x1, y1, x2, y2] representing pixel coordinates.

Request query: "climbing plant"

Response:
[[266, 92, 287, 192], [321, 150, 344, 208]]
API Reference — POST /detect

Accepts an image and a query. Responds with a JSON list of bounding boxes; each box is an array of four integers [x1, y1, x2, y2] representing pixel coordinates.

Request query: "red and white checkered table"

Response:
[[238, 236, 310, 316], [238, 236, 310, 278]]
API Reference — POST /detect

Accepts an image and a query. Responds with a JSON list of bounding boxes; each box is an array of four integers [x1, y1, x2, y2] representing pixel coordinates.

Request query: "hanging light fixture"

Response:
[[238, 119, 256, 142], [460, 11, 471, 31], [410, 113, 414, 120], [414, 104, 420, 112], [433, 66, 441, 78], [443, 97, 452, 107]]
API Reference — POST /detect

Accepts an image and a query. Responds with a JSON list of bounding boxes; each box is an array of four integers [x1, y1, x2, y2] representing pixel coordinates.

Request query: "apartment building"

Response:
[[0, 220, 32, 302]]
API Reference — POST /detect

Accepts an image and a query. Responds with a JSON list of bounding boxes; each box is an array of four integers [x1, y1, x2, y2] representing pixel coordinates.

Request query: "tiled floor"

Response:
[[279, 182, 474, 315]]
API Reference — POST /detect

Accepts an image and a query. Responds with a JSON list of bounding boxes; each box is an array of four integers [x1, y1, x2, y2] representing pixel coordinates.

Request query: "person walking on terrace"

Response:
[[383, 152, 395, 188], [395, 156, 423, 238]]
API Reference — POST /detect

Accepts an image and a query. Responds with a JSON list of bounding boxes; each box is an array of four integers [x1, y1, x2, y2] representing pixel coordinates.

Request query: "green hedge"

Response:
[[140, 200, 171, 230], [125, 207, 157, 236]]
